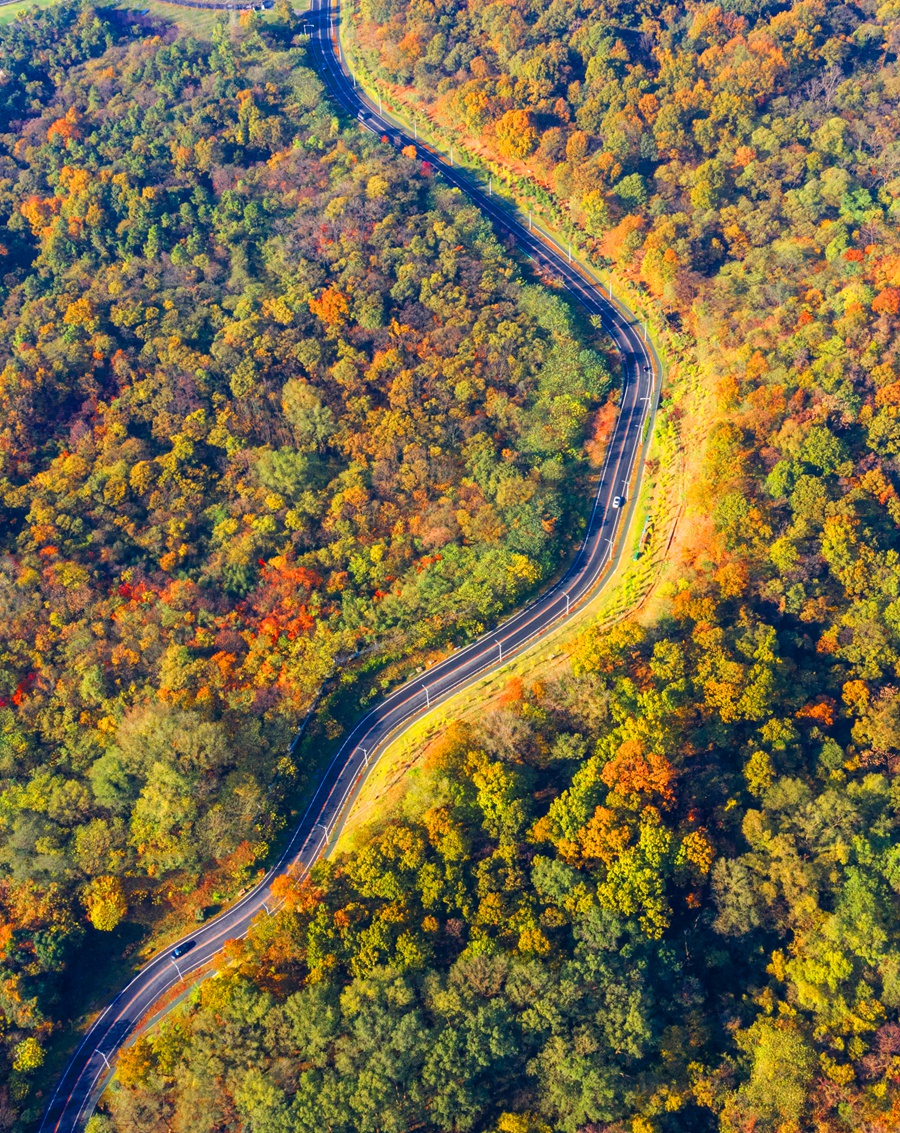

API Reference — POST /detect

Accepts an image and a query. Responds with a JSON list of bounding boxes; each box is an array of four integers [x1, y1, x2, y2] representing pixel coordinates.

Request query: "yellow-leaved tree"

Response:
[[82, 875, 127, 932]]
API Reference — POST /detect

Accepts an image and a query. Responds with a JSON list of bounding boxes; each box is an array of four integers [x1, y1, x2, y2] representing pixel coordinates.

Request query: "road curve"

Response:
[[39, 7, 661, 1131]]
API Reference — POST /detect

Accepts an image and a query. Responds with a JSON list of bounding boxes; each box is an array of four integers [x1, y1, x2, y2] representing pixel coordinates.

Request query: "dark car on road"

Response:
[[171, 940, 196, 960]]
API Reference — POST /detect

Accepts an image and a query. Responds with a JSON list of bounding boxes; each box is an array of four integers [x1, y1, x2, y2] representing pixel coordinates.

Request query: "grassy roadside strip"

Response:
[[297, 5, 695, 859], [327, 347, 688, 856], [274, 22, 694, 877]]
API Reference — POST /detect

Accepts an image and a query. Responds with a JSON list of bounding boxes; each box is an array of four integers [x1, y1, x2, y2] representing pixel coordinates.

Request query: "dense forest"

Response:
[[85, 1, 900, 1132], [97, 612, 900, 1133], [0, 3, 613, 1126]]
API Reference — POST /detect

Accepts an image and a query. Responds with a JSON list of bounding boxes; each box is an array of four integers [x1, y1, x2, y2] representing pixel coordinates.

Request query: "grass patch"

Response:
[[116, 0, 237, 37], [0, 0, 281, 37], [0, 0, 59, 26]]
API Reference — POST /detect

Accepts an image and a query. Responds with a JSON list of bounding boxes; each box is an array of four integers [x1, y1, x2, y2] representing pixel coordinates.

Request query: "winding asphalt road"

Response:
[[39, 6, 661, 1130]]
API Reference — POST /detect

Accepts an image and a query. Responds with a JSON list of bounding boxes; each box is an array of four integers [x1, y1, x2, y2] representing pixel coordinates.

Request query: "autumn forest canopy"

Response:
[[5, 0, 900, 1130], [0, 1, 611, 1125]]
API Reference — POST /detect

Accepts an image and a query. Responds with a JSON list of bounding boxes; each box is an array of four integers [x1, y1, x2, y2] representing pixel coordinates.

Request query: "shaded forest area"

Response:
[[90, 1, 900, 1132], [0, 3, 613, 1125]]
